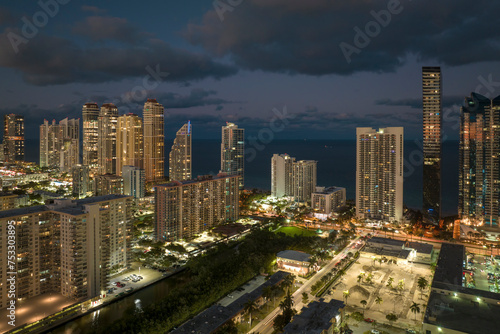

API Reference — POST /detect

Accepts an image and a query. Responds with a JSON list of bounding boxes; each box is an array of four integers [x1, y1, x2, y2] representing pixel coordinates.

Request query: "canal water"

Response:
[[48, 271, 190, 334]]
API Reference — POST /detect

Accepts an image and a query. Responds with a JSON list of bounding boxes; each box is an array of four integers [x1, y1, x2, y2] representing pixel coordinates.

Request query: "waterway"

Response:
[[47, 270, 190, 334]]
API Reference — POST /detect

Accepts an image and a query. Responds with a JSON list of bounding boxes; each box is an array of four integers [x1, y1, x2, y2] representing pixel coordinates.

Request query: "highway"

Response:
[[252, 237, 360, 334]]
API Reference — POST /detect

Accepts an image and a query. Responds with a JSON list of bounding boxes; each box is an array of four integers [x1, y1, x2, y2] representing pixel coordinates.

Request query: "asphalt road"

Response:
[[252, 237, 361, 334]]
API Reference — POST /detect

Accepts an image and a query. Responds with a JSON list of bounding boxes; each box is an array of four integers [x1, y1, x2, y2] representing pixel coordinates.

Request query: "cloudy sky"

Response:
[[1, 0, 500, 140]]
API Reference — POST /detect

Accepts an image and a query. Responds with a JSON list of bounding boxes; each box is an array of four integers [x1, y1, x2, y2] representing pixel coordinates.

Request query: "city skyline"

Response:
[[1, 1, 500, 141]]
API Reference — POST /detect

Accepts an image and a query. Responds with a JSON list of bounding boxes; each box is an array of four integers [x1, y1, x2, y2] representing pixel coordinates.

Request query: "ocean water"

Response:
[[24, 139, 459, 216]]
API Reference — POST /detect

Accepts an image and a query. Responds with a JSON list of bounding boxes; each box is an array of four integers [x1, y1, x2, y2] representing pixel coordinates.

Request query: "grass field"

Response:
[[274, 226, 318, 237]]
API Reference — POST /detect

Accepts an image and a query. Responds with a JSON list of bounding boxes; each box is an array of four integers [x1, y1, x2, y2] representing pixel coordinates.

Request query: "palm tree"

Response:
[[375, 296, 383, 306], [262, 286, 273, 308], [301, 292, 309, 304], [282, 274, 295, 292], [343, 290, 350, 305], [410, 302, 421, 320], [357, 271, 365, 284], [243, 300, 258, 328], [271, 285, 281, 307], [360, 299, 367, 315], [417, 277, 429, 299], [386, 277, 394, 289]]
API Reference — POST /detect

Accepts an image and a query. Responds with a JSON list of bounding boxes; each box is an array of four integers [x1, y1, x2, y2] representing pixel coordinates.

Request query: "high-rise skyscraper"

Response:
[[459, 93, 500, 228], [98, 103, 119, 175], [143, 99, 165, 182], [292, 160, 317, 203], [72, 164, 90, 199], [82, 103, 100, 173], [122, 165, 145, 199], [221, 123, 244, 190], [271, 153, 295, 198], [155, 174, 240, 241], [356, 127, 404, 222], [422, 66, 442, 222], [40, 118, 79, 171], [0, 195, 132, 306], [3, 114, 24, 162], [116, 113, 143, 176], [169, 122, 192, 181]]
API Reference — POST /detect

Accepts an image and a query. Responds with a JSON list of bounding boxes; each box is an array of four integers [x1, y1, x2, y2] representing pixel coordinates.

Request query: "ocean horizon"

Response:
[[24, 139, 459, 216]]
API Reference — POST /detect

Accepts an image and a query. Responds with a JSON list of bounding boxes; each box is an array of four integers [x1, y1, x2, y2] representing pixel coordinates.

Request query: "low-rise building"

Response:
[[423, 243, 500, 334], [171, 271, 290, 333], [283, 298, 345, 334], [276, 250, 312, 276], [311, 186, 346, 215], [364, 237, 434, 264]]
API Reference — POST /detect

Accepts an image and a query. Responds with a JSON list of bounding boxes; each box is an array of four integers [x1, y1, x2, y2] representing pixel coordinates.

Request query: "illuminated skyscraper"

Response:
[[143, 99, 165, 182], [72, 164, 89, 199], [155, 174, 239, 241], [271, 153, 295, 198], [40, 118, 79, 171], [116, 113, 143, 176], [82, 103, 100, 173], [169, 122, 192, 181], [356, 127, 404, 222], [98, 103, 119, 175], [422, 66, 442, 221], [292, 160, 317, 203], [221, 123, 244, 190], [3, 114, 24, 162], [459, 93, 500, 228]]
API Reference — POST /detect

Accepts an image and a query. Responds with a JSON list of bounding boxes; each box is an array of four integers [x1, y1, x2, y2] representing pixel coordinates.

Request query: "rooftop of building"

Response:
[[156, 174, 240, 187], [405, 241, 434, 254], [283, 298, 344, 334], [424, 291, 500, 334], [0, 195, 130, 219], [277, 250, 312, 262], [172, 271, 289, 334], [362, 246, 411, 259], [313, 186, 346, 195], [433, 243, 465, 288], [366, 236, 405, 248]]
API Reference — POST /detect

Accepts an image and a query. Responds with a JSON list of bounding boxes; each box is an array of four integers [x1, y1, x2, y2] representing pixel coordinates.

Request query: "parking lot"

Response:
[[466, 254, 500, 292], [326, 253, 432, 333], [102, 263, 164, 300]]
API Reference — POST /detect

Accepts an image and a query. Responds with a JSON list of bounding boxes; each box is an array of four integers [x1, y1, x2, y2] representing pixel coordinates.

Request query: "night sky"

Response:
[[1, 0, 500, 140]]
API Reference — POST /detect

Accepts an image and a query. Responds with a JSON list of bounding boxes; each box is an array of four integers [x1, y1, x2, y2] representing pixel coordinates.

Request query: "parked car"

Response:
[[364, 318, 374, 323]]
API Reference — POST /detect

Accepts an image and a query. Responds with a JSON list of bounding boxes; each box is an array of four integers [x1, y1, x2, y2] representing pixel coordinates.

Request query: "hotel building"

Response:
[[3, 114, 24, 162], [0, 195, 132, 308], [169, 122, 192, 181], [155, 174, 239, 241], [221, 123, 244, 190], [82, 103, 100, 174], [459, 93, 500, 229], [40, 118, 80, 171], [122, 165, 145, 199], [311, 186, 346, 215], [98, 103, 119, 175], [116, 113, 143, 176], [271, 153, 295, 198], [143, 99, 165, 182], [422, 66, 442, 222], [356, 127, 404, 222]]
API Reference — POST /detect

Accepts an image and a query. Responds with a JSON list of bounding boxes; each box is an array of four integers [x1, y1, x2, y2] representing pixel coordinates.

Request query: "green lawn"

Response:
[[274, 226, 317, 237]]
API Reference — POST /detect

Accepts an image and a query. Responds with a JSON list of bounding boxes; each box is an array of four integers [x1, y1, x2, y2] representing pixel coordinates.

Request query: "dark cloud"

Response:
[[375, 95, 464, 109], [156, 89, 234, 109], [0, 22, 237, 85], [184, 0, 500, 75], [81, 5, 107, 14], [0, 7, 15, 27], [73, 16, 149, 44]]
